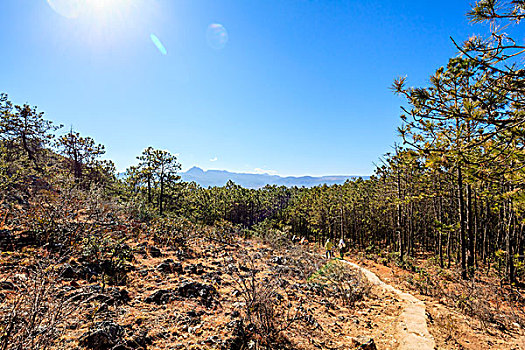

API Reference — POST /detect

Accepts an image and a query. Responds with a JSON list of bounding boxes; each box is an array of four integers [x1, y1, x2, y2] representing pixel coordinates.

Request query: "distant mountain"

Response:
[[180, 167, 369, 189]]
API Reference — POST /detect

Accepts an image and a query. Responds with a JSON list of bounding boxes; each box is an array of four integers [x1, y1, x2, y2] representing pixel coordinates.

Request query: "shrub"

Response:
[[307, 260, 371, 306], [0, 264, 81, 350], [81, 235, 134, 286], [233, 259, 313, 349], [204, 219, 241, 245], [148, 216, 192, 248], [405, 268, 443, 297]]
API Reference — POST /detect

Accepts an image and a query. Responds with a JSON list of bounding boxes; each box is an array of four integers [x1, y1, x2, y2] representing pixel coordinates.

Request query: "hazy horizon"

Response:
[[181, 165, 371, 178]]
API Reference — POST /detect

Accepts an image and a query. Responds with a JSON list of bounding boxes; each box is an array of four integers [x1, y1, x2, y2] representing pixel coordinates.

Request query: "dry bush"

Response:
[[246, 221, 293, 250], [12, 186, 86, 250], [441, 274, 525, 332], [281, 244, 324, 280], [80, 234, 134, 286], [233, 259, 314, 349], [3, 177, 134, 286], [6, 176, 125, 255], [405, 268, 444, 297], [204, 220, 242, 246], [0, 264, 81, 350], [434, 313, 461, 344], [147, 216, 192, 248], [307, 260, 371, 306]]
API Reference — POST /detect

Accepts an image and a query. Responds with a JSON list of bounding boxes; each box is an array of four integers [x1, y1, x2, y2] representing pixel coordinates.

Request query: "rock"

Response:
[[222, 320, 246, 350], [0, 281, 16, 291], [351, 336, 376, 350], [221, 336, 245, 350], [271, 256, 286, 265], [108, 288, 131, 305], [177, 280, 217, 307], [144, 289, 176, 305], [186, 310, 204, 318], [174, 249, 187, 259], [204, 271, 223, 284], [0, 229, 13, 250], [80, 262, 103, 280], [204, 335, 220, 345], [226, 264, 238, 273], [226, 320, 243, 330], [153, 331, 169, 339], [156, 259, 183, 274], [184, 263, 205, 275], [145, 281, 218, 306], [16, 230, 38, 248], [79, 321, 124, 350], [188, 325, 202, 334], [13, 274, 27, 282], [147, 246, 162, 258], [134, 244, 148, 258], [272, 292, 284, 302], [61, 264, 79, 279], [180, 313, 201, 327], [238, 265, 250, 272], [81, 286, 131, 305]]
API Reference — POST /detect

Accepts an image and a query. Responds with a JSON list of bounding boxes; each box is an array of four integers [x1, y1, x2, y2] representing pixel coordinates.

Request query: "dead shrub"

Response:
[[233, 258, 314, 349], [282, 244, 324, 280], [442, 274, 525, 332], [0, 264, 81, 350], [204, 220, 242, 246], [147, 216, 192, 249], [405, 268, 444, 297], [307, 260, 371, 306]]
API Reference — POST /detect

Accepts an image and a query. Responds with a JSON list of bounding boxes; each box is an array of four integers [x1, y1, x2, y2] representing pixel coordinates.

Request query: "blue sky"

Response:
[[1, 0, 487, 176]]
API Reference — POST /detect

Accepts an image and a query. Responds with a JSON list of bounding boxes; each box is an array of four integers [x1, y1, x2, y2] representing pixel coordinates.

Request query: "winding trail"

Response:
[[343, 261, 436, 350]]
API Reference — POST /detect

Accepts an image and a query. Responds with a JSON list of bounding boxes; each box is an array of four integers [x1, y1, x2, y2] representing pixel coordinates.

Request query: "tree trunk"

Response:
[[458, 165, 468, 279], [159, 175, 164, 215], [467, 184, 475, 276]]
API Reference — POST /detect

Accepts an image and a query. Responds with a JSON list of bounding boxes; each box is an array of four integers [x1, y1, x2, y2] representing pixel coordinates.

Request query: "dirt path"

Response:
[[343, 261, 436, 350]]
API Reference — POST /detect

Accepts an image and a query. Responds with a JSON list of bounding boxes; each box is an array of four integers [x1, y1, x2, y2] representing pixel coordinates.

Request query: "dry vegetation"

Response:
[[1, 191, 525, 350], [0, 207, 407, 350]]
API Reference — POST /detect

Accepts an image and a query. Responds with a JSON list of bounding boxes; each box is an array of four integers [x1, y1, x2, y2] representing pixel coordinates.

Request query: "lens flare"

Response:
[[46, 0, 85, 18], [150, 34, 167, 55], [206, 23, 228, 50]]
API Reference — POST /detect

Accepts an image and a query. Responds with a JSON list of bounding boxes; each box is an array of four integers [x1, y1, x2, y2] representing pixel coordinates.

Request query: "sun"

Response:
[[88, 0, 114, 9], [86, 0, 128, 18]]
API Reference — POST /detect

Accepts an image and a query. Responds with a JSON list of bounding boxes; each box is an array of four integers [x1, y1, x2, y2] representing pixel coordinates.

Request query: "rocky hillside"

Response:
[[1, 222, 523, 350]]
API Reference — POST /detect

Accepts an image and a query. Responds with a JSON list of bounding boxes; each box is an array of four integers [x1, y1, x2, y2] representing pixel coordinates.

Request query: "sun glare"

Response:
[[85, 0, 128, 18], [47, 0, 135, 18], [47, 0, 156, 51], [89, 0, 113, 10]]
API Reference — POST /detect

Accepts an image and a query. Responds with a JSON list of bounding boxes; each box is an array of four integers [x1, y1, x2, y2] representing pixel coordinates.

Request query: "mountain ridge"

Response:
[[180, 166, 369, 188]]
